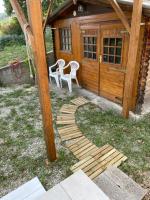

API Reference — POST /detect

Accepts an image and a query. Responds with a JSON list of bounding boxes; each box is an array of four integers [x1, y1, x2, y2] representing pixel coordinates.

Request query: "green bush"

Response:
[[0, 34, 25, 50], [0, 17, 22, 36]]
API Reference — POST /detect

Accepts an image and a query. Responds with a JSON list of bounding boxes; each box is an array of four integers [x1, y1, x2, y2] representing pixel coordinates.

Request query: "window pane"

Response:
[[83, 36, 97, 60], [103, 55, 108, 62], [104, 38, 109, 46], [93, 37, 96, 44], [84, 45, 88, 51], [116, 48, 121, 56], [110, 38, 115, 46], [89, 45, 93, 51], [116, 38, 122, 46], [60, 28, 72, 51], [88, 37, 93, 44], [93, 45, 96, 52], [84, 52, 88, 57], [93, 53, 96, 60], [88, 52, 92, 58], [115, 57, 121, 64], [109, 47, 115, 55], [84, 37, 88, 44], [109, 56, 115, 63], [103, 37, 122, 64], [104, 47, 108, 54]]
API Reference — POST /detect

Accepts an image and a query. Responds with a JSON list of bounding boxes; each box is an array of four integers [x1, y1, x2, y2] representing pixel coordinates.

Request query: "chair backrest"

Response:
[[57, 59, 65, 75], [70, 61, 80, 78]]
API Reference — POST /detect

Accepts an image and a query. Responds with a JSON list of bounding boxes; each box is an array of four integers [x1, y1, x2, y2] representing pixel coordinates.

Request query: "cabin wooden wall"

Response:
[[51, 11, 146, 112], [52, 12, 130, 83]]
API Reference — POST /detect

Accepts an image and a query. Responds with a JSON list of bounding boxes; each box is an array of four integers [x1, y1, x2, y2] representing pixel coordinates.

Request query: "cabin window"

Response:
[[83, 36, 97, 60], [59, 27, 72, 52], [103, 38, 122, 64]]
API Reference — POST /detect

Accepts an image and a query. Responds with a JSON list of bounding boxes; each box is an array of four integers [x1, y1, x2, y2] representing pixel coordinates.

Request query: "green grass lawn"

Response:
[[0, 85, 149, 199], [0, 45, 27, 67], [0, 28, 52, 68]]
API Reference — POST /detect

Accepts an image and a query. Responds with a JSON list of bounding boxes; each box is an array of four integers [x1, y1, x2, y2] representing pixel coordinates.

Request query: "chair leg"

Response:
[[49, 76, 52, 83], [68, 79, 72, 93], [55, 76, 60, 88], [60, 78, 62, 88], [75, 77, 80, 87]]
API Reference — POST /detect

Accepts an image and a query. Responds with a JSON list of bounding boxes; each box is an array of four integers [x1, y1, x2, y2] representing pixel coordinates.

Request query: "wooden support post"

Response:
[[26, 0, 57, 161], [43, 0, 54, 31], [122, 0, 143, 118], [108, 0, 131, 33]]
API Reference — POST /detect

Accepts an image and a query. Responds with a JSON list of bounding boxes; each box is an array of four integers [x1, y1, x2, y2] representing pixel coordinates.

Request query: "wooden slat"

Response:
[[70, 139, 91, 151], [71, 97, 89, 106], [65, 136, 87, 148], [58, 125, 79, 133], [89, 154, 126, 179], [78, 146, 99, 160], [56, 120, 76, 125], [70, 146, 127, 180], [60, 104, 78, 114], [79, 146, 99, 160], [94, 166, 147, 200], [60, 133, 83, 142], [59, 130, 82, 137]]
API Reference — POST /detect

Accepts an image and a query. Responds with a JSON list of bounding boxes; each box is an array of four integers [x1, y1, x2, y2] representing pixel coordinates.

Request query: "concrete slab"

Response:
[[49, 81, 147, 120]]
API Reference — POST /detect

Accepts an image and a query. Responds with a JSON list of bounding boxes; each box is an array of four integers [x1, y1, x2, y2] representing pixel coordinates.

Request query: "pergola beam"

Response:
[[10, 0, 57, 161], [108, 0, 131, 33], [43, 0, 54, 31], [122, 0, 143, 118]]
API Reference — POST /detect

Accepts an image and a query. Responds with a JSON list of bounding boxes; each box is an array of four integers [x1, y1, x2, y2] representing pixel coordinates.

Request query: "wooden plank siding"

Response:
[[51, 9, 145, 111]]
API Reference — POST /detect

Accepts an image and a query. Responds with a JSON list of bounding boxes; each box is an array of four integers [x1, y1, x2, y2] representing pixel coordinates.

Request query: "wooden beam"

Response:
[[43, 0, 54, 31], [9, 0, 34, 48], [108, 0, 131, 33], [122, 0, 143, 118], [26, 0, 57, 161]]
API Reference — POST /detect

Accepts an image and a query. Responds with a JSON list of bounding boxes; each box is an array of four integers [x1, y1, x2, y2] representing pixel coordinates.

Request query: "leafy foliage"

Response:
[[3, 0, 65, 16], [0, 17, 22, 35]]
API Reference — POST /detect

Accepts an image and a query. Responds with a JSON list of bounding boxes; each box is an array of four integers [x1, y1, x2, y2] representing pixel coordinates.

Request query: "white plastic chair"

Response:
[[49, 59, 65, 88], [60, 61, 80, 93]]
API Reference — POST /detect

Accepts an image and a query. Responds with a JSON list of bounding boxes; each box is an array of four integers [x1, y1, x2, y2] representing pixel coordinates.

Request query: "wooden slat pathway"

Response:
[[70, 144, 127, 179], [58, 125, 83, 141], [57, 97, 127, 180]]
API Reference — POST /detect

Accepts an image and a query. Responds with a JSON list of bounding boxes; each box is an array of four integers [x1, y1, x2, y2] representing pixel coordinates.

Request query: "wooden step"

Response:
[[60, 104, 78, 114], [94, 166, 148, 200], [71, 97, 89, 106]]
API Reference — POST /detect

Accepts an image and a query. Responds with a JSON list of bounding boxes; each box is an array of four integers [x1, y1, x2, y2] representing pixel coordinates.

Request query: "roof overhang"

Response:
[[48, 0, 150, 24]]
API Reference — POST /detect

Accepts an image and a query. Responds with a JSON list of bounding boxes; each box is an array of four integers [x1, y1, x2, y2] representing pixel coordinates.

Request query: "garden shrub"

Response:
[[0, 17, 22, 35], [0, 34, 25, 50]]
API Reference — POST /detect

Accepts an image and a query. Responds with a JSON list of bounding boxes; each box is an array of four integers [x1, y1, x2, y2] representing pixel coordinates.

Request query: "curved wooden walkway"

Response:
[[57, 97, 127, 180]]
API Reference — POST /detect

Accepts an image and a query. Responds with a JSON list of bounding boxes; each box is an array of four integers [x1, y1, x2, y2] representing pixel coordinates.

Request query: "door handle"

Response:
[[99, 55, 102, 63]]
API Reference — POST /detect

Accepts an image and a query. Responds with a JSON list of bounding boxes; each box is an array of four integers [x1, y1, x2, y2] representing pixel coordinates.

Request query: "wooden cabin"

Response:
[[47, 0, 150, 115]]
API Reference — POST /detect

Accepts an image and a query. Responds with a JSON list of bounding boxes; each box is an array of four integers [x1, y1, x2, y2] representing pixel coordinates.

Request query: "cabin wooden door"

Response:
[[80, 26, 100, 94], [99, 24, 129, 104]]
